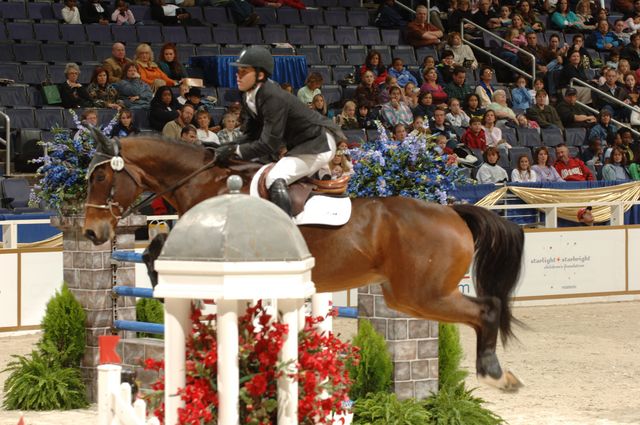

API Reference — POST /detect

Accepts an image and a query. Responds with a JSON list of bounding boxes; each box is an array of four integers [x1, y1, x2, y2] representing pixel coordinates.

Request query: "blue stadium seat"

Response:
[[51, 2, 64, 20], [187, 26, 212, 44], [195, 44, 221, 57], [1, 176, 42, 207], [0, 85, 29, 106], [0, 22, 6, 41], [210, 106, 226, 126], [217, 87, 242, 106], [298, 45, 321, 65], [94, 44, 113, 62], [97, 108, 117, 125], [333, 65, 355, 83], [392, 46, 416, 66], [20, 63, 48, 85], [220, 44, 244, 55], [162, 26, 188, 44], [371, 45, 392, 65], [137, 25, 163, 44], [212, 24, 238, 45], [203, 7, 229, 25], [112, 25, 138, 43], [86, 24, 112, 42], [130, 5, 152, 23], [322, 84, 342, 106], [342, 0, 362, 6], [516, 127, 542, 147], [47, 64, 67, 83], [277, 7, 300, 25], [315, 0, 338, 7], [334, 26, 358, 45], [300, 9, 324, 26], [176, 44, 196, 63], [347, 8, 370, 27], [185, 6, 204, 22], [415, 46, 438, 62], [272, 45, 295, 55], [501, 126, 518, 147], [67, 42, 96, 63], [27, 2, 55, 21], [238, 26, 262, 44], [541, 127, 564, 147], [34, 22, 61, 41], [6, 107, 36, 129], [61, 24, 87, 42], [321, 45, 345, 65], [343, 129, 366, 146], [309, 65, 331, 85], [0, 2, 28, 20], [132, 109, 150, 131], [36, 107, 65, 129], [0, 63, 21, 81], [565, 127, 586, 146], [286, 26, 310, 45], [6, 22, 34, 41], [13, 41, 43, 62], [263, 25, 287, 44], [254, 7, 277, 25], [324, 8, 348, 26], [345, 45, 367, 65], [381, 29, 401, 45], [310, 26, 334, 45], [357, 27, 381, 45], [27, 85, 43, 107]]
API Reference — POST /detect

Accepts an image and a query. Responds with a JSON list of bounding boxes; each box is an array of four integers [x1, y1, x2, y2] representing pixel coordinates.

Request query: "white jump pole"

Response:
[[312, 293, 332, 333], [217, 299, 240, 425], [278, 299, 301, 425], [98, 364, 122, 425], [164, 298, 191, 425]]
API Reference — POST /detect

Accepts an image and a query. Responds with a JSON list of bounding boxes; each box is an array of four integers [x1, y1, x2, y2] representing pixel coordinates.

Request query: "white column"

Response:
[[97, 364, 121, 425], [164, 298, 191, 425], [543, 207, 558, 228], [217, 299, 240, 425], [312, 293, 332, 334], [278, 299, 300, 425], [610, 204, 624, 226], [1, 223, 17, 249]]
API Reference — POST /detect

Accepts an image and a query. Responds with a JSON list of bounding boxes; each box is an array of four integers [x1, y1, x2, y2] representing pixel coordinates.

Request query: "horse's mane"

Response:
[[123, 133, 215, 160]]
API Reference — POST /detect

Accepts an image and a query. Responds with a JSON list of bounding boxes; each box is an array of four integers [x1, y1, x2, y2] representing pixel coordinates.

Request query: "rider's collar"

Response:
[[245, 82, 263, 115]]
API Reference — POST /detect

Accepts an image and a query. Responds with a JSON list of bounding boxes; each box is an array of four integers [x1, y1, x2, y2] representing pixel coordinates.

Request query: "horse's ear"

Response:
[[85, 123, 116, 156]]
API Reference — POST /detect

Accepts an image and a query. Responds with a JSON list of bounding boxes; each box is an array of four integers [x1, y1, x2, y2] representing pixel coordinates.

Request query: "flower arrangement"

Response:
[[347, 122, 469, 204], [144, 301, 358, 424], [30, 110, 118, 214]]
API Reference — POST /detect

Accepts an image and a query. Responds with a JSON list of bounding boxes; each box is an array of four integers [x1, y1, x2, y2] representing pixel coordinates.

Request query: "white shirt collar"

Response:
[[245, 83, 262, 115]]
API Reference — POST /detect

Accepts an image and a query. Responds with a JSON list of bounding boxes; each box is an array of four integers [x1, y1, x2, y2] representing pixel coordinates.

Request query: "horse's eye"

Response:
[[96, 174, 106, 182]]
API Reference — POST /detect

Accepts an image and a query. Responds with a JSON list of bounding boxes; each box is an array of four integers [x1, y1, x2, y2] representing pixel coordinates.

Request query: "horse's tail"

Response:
[[451, 204, 524, 344]]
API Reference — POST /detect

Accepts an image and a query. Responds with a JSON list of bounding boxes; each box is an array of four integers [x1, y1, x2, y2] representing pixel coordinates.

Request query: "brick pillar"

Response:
[[51, 214, 145, 401], [357, 284, 439, 400]]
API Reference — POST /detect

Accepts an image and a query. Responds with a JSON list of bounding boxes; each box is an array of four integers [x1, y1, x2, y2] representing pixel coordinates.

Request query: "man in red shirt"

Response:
[[405, 5, 443, 47], [554, 143, 595, 181]]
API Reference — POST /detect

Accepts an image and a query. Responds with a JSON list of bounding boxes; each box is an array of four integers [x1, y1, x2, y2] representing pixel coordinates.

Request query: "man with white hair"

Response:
[[405, 5, 443, 47]]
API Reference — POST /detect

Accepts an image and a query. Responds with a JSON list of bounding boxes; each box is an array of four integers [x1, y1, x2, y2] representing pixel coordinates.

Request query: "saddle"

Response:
[[256, 164, 350, 216]]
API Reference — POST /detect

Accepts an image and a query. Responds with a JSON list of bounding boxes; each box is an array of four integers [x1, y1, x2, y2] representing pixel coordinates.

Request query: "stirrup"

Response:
[[269, 179, 292, 217]]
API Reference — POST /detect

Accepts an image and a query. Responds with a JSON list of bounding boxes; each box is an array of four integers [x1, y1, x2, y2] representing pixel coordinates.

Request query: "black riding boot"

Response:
[[269, 178, 292, 217]]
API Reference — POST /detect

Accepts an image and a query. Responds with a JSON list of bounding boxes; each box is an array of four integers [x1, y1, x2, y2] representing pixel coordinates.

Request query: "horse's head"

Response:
[[83, 126, 142, 245]]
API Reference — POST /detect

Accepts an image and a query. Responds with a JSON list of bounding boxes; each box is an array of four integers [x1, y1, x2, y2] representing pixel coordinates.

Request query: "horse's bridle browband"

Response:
[[85, 138, 218, 220]]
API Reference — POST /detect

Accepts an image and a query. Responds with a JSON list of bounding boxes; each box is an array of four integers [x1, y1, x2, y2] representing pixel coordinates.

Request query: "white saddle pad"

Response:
[[249, 164, 352, 226]]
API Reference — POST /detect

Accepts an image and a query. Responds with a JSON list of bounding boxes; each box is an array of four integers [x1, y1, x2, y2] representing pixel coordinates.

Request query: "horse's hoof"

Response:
[[478, 369, 524, 392]]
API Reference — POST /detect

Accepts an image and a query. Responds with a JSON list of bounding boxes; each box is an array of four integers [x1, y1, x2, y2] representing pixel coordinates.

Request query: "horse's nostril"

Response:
[[84, 229, 97, 242]]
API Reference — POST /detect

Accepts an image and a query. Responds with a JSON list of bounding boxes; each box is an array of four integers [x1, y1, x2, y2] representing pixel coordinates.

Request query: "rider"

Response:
[[214, 46, 345, 216]]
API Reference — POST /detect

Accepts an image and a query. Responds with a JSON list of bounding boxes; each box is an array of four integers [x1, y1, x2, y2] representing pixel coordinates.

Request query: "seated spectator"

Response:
[[405, 5, 443, 47], [403, 82, 419, 109], [158, 43, 188, 82], [433, 134, 454, 156], [391, 123, 408, 141], [135, 43, 177, 90], [551, 0, 588, 31], [444, 67, 473, 104], [59, 63, 93, 108], [388, 58, 418, 88], [180, 125, 200, 145], [297, 72, 323, 105], [554, 143, 595, 180], [356, 103, 377, 129], [612, 19, 632, 46], [526, 89, 563, 129], [360, 51, 388, 87], [194, 110, 220, 147], [472, 0, 501, 30], [149, 86, 180, 132], [556, 87, 597, 128], [624, 72, 640, 104], [618, 127, 637, 162], [413, 91, 435, 119], [87, 66, 121, 110], [111, 0, 136, 25], [596, 68, 631, 120], [511, 76, 534, 111], [519, 32, 557, 80], [516, 114, 540, 131], [163, 103, 195, 140], [419, 55, 436, 78], [81, 0, 110, 25], [532, 146, 564, 182], [311, 94, 327, 116], [150, 0, 200, 25], [487, 90, 518, 126], [448, 0, 475, 38], [587, 20, 623, 52], [482, 109, 510, 151], [323, 149, 354, 179], [444, 32, 478, 70], [589, 107, 618, 143], [429, 107, 456, 142], [218, 113, 242, 145], [511, 154, 538, 182], [475, 67, 496, 108], [498, 5, 513, 28], [176, 81, 190, 105], [381, 86, 413, 128], [574, 0, 597, 29], [602, 146, 631, 180], [566, 33, 596, 68], [375, 0, 409, 29], [378, 75, 401, 104], [559, 53, 593, 104], [577, 206, 595, 225], [355, 71, 382, 109], [518, 0, 545, 31], [500, 28, 526, 68], [183, 87, 213, 111], [103, 42, 134, 84], [62, 0, 82, 24], [280, 83, 294, 94], [334, 100, 360, 130], [530, 78, 549, 104], [409, 115, 429, 137], [420, 67, 448, 106], [446, 98, 470, 128], [622, 33, 640, 69], [464, 93, 486, 120], [461, 117, 487, 151], [617, 58, 632, 82], [581, 138, 605, 175], [628, 154, 640, 179], [109, 108, 139, 138], [436, 51, 457, 85], [114, 63, 153, 110], [476, 147, 509, 183]]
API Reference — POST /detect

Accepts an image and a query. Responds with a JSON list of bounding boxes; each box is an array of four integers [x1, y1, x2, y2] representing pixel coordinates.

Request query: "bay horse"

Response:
[[82, 128, 525, 391]]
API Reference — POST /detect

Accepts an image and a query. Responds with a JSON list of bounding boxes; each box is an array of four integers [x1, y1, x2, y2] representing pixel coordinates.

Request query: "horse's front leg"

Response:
[[141, 233, 169, 289]]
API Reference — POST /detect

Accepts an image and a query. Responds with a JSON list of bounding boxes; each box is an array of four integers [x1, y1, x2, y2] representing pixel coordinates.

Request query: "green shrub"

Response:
[[38, 283, 86, 368], [347, 319, 393, 400], [438, 323, 467, 390], [136, 298, 164, 339], [2, 350, 88, 410], [353, 392, 431, 425]]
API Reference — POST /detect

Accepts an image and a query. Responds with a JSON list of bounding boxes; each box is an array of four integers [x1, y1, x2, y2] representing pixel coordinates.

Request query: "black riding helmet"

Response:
[[230, 46, 274, 80]]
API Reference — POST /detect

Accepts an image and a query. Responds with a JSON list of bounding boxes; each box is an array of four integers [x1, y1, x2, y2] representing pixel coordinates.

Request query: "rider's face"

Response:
[[236, 66, 257, 92]]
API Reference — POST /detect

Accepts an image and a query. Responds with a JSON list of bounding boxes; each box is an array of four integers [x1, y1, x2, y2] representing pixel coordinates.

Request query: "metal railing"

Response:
[[570, 77, 640, 138], [460, 19, 536, 85], [0, 110, 9, 176]]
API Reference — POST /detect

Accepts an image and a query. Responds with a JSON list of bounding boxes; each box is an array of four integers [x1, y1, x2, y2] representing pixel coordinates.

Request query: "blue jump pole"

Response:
[[114, 320, 165, 334], [113, 286, 155, 299], [335, 306, 358, 319], [111, 251, 145, 263]]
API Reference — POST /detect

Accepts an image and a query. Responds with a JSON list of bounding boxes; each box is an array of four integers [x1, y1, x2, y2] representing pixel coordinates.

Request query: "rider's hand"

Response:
[[215, 144, 237, 165]]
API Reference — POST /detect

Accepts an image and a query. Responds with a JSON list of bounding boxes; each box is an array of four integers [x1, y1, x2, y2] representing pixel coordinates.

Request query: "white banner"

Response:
[[627, 228, 640, 291], [0, 253, 18, 328], [21, 252, 63, 327]]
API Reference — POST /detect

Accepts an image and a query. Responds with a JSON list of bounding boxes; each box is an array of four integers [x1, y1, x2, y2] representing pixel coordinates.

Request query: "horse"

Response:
[[82, 128, 525, 391]]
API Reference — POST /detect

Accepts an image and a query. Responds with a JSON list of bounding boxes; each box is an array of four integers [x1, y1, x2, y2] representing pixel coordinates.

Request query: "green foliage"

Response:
[[2, 350, 88, 411], [136, 298, 165, 339], [438, 323, 467, 390], [347, 319, 393, 399], [353, 392, 431, 425], [423, 382, 505, 425], [39, 283, 86, 368]]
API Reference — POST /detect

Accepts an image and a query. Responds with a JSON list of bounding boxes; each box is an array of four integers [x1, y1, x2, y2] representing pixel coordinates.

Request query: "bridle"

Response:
[[85, 137, 218, 221]]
